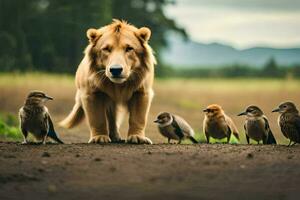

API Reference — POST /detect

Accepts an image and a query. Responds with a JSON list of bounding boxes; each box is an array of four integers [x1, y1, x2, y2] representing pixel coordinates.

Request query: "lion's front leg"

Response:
[[107, 104, 124, 143], [127, 91, 153, 144], [81, 92, 110, 143]]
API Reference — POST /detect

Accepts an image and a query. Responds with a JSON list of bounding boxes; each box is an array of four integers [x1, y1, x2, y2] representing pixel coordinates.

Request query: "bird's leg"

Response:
[[287, 140, 292, 147], [168, 138, 171, 144], [21, 129, 28, 144], [206, 134, 210, 144], [246, 136, 250, 144], [21, 137, 28, 144], [227, 134, 231, 144], [257, 141, 260, 145], [178, 139, 182, 144], [290, 142, 297, 147], [42, 135, 48, 145]]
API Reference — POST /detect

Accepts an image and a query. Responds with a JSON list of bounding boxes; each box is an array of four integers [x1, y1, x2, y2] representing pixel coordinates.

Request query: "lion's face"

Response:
[[87, 21, 152, 84]]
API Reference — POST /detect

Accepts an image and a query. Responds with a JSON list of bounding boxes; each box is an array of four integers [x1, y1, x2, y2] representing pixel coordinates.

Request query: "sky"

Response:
[[164, 0, 300, 49]]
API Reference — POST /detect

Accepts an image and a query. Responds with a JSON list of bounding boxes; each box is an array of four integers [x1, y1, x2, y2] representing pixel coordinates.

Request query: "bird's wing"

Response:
[[263, 116, 277, 144], [18, 107, 25, 130], [225, 115, 239, 140], [203, 117, 208, 135], [46, 112, 64, 144], [294, 115, 300, 134], [243, 121, 247, 131], [263, 116, 271, 132], [171, 116, 185, 139], [172, 115, 194, 137]]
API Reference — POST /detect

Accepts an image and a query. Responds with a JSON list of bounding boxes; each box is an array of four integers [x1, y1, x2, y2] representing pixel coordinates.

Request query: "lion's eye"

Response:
[[102, 46, 111, 53], [125, 46, 134, 52]]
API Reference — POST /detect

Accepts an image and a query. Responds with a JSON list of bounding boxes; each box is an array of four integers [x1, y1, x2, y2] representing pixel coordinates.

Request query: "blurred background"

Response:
[[0, 0, 300, 144]]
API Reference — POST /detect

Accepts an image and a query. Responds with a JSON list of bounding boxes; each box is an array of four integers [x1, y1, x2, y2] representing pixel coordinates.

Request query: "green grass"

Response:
[[156, 77, 300, 92], [0, 72, 73, 87], [0, 113, 22, 140]]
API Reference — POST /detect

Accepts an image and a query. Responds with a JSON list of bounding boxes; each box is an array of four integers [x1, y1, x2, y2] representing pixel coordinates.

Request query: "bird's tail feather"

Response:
[[48, 116, 64, 144], [266, 130, 277, 144], [189, 136, 198, 144], [59, 102, 84, 129], [48, 130, 64, 144]]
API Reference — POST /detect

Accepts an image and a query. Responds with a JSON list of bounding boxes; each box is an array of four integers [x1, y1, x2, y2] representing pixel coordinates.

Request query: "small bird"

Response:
[[203, 104, 239, 143], [238, 105, 277, 144], [19, 91, 64, 144], [272, 101, 300, 146], [154, 112, 198, 144]]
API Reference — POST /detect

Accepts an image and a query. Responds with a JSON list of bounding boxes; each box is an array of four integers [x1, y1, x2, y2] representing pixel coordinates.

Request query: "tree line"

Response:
[[1, 1, 298, 78], [158, 57, 300, 78], [0, 0, 186, 73]]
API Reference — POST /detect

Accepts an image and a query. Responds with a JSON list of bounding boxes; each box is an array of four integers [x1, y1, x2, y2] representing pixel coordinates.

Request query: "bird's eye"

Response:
[[125, 46, 134, 52]]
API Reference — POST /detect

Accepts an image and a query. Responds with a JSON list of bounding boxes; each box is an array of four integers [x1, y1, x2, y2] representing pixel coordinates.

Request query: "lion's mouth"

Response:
[[109, 76, 127, 84]]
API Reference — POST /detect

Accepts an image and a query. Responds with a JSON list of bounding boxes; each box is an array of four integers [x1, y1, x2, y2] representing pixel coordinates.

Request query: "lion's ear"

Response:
[[137, 27, 151, 42], [86, 28, 101, 44]]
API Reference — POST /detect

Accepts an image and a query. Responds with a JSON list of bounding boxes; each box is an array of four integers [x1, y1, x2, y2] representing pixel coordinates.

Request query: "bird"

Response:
[[272, 101, 300, 146], [238, 105, 277, 144], [154, 112, 198, 144], [203, 104, 239, 144], [19, 91, 64, 144]]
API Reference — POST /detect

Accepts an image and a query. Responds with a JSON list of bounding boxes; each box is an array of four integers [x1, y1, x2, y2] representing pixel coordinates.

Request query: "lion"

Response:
[[60, 20, 156, 144]]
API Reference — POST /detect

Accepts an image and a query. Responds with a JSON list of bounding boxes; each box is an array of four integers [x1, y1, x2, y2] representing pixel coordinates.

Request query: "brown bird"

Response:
[[154, 112, 198, 144], [203, 104, 239, 143], [19, 91, 64, 144], [272, 101, 300, 146], [238, 105, 277, 144]]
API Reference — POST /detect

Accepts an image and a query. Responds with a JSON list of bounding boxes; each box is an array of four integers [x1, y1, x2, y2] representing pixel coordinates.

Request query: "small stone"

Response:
[[94, 158, 102, 162], [247, 153, 254, 159], [4, 155, 16, 159], [110, 166, 116, 172], [37, 168, 45, 173], [48, 184, 57, 193], [42, 152, 50, 157], [287, 155, 294, 159], [41, 160, 48, 165], [147, 151, 152, 155], [240, 164, 246, 169], [75, 154, 80, 158]]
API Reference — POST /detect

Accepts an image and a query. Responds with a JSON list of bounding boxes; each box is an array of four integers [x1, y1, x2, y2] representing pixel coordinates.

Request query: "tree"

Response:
[[262, 57, 280, 77], [0, 0, 186, 75]]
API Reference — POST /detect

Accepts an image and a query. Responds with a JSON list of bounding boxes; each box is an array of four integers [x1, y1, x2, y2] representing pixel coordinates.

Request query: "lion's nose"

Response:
[[109, 65, 123, 77]]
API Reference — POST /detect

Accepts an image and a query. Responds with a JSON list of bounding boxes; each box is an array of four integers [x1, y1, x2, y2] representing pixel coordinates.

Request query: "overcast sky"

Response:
[[164, 0, 300, 49]]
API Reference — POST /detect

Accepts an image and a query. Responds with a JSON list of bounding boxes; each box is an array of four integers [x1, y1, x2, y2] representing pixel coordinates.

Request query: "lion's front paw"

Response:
[[127, 135, 152, 144], [88, 135, 111, 144]]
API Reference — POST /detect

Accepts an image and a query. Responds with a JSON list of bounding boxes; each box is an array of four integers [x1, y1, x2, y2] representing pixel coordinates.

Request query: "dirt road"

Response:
[[0, 142, 300, 200]]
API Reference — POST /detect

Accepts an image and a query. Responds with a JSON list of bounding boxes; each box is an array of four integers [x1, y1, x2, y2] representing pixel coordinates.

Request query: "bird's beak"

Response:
[[203, 109, 208, 112], [45, 96, 53, 100], [237, 111, 247, 116], [153, 119, 159, 123], [272, 108, 280, 113]]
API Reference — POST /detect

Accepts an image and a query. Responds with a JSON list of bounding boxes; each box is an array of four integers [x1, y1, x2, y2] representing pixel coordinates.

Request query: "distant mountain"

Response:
[[161, 35, 300, 68]]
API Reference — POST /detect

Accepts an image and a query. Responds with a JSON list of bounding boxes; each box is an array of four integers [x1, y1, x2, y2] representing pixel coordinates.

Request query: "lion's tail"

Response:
[[59, 91, 85, 129]]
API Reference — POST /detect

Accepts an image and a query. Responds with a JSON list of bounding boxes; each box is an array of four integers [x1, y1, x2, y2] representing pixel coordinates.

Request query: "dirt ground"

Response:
[[1, 142, 300, 200], [1, 75, 300, 199]]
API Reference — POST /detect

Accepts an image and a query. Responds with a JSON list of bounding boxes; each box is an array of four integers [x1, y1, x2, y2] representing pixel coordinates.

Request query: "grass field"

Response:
[[0, 73, 300, 144]]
